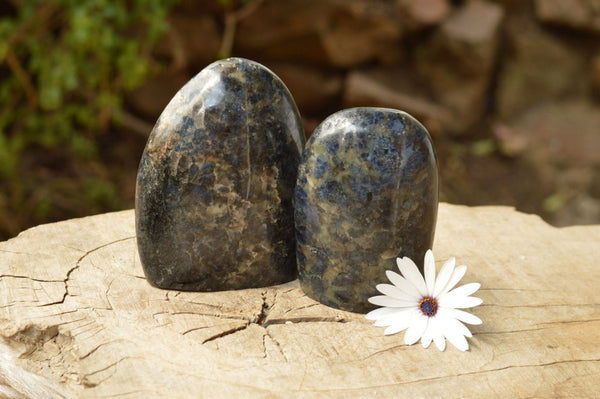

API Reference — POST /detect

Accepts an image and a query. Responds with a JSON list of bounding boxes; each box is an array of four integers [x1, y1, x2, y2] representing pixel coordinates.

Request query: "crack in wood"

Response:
[[82, 356, 141, 381], [0, 274, 64, 283], [479, 288, 554, 292], [58, 245, 87, 253], [480, 303, 599, 308], [200, 290, 354, 348], [96, 389, 162, 397], [537, 318, 600, 326], [200, 323, 250, 344], [253, 290, 270, 325], [476, 318, 600, 335], [195, 288, 357, 348], [63, 320, 101, 340], [255, 290, 356, 327], [78, 339, 127, 361], [152, 311, 250, 323], [180, 325, 212, 335], [360, 344, 407, 360], [263, 329, 288, 361], [264, 317, 353, 327], [282, 303, 319, 315], [83, 365, 118, 388], [0, 249, 30, 255], [55, 236, 136, 306], [44, 315, 88, 328], [198, 288, 356, 352], [290, 358, 600, 393], [104, 279, 115, 312]]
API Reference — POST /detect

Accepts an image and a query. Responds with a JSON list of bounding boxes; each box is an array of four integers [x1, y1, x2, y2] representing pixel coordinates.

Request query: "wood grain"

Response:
[[1, 203, 599, 398]]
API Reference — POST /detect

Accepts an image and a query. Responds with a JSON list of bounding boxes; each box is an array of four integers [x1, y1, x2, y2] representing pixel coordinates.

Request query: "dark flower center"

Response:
[[419, 297, 438, 317]]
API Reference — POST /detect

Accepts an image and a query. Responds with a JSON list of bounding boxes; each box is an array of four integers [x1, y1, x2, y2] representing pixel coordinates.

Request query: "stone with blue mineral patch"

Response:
[[295, 108, 438, 313], [135, 57, 305, 291]]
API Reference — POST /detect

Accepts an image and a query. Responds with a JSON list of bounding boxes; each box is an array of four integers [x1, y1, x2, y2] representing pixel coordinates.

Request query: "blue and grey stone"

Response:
[[295, 108, 438, 313], [136, 57, 305, 291]]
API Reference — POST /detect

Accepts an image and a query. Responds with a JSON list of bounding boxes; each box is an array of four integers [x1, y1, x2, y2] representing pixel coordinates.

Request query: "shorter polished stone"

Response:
[[136, 57, 304, 291], [295, 108, 438, 313]]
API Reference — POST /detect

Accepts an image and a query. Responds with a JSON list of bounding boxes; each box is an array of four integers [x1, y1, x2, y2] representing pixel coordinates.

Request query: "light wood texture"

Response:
[[1, 203, 599, 398]]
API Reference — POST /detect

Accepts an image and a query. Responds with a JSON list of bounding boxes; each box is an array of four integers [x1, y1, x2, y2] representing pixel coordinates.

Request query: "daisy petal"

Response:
[[384, 324, 409, 336], [442, 308, 483, 325], [438, 315, 470, 351], [428, 318, 446, 351], [461, 325, 472, 338], [385, 271, 421, 297], [366, 306, 405, 320], [368, 295, 415, 308], [383, 311, 417, 335], [424, 250, 436, 295], [397, 257, 427, 296], [433, 257, 455, 297], [374, 317, 397, 327], [447, 317, 473, 338], [440, 295, 483, 309], [447, 282, 481, 298], [385, 270, 405, 288], [375, 316, 408, 327], [446, 331, 469, 352], [433, 332, 446, 351], [421, 332, 433, 348], [376, 284, 417, 302], [373, 309, 413, 327], [404, 315, 428, 345], [440, 265, 467, 295]]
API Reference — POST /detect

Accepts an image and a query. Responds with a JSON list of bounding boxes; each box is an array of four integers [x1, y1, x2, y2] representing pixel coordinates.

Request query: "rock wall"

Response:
[[125, 0, 600, 225]]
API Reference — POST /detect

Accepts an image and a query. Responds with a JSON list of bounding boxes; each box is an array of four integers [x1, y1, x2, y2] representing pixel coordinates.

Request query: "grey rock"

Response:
[[343, 68, 452, 137], [235, 0, 402, 67], [398, 0, 451, 30], [495, 18, 587, 120], [415, 0, 504, 134], [535, 0, 600, 33], [269, 63, 343, 115]]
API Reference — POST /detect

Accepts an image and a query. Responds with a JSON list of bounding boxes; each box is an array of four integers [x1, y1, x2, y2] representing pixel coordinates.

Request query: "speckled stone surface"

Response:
[[295, 108, 438, 313], [136, 57, 304, 291]]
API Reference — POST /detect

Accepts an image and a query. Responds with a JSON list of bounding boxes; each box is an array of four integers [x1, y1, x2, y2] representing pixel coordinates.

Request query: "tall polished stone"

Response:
[[295, 108, 438, 313], [136, 58, 305, 291]]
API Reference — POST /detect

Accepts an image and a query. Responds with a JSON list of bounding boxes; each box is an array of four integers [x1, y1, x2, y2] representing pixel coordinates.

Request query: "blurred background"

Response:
[[1, 0, 599, 240]]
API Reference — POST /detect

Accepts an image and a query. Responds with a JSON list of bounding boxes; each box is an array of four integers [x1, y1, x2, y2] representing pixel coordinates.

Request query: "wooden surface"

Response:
[[1, 203, 599, 398]]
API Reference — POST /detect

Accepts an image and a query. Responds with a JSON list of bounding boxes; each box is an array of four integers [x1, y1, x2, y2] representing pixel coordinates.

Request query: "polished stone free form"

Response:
[[295, 108, 438, 313], [136, 58, 304, 291]]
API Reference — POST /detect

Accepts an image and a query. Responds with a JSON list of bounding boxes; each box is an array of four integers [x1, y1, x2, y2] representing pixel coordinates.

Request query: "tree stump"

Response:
[[1, 203, 599, 398]]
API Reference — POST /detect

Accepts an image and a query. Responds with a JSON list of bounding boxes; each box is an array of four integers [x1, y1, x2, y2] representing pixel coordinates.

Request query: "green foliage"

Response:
[[543, 192, 567, 214], [470, 139, 497, 157], [0, 0, 176, 178], [0, 0, 177, 238], [83, 177, 121, 210]]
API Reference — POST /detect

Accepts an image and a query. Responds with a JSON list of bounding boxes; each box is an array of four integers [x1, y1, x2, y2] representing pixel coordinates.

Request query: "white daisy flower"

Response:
[[366, 249, 482, 351]]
